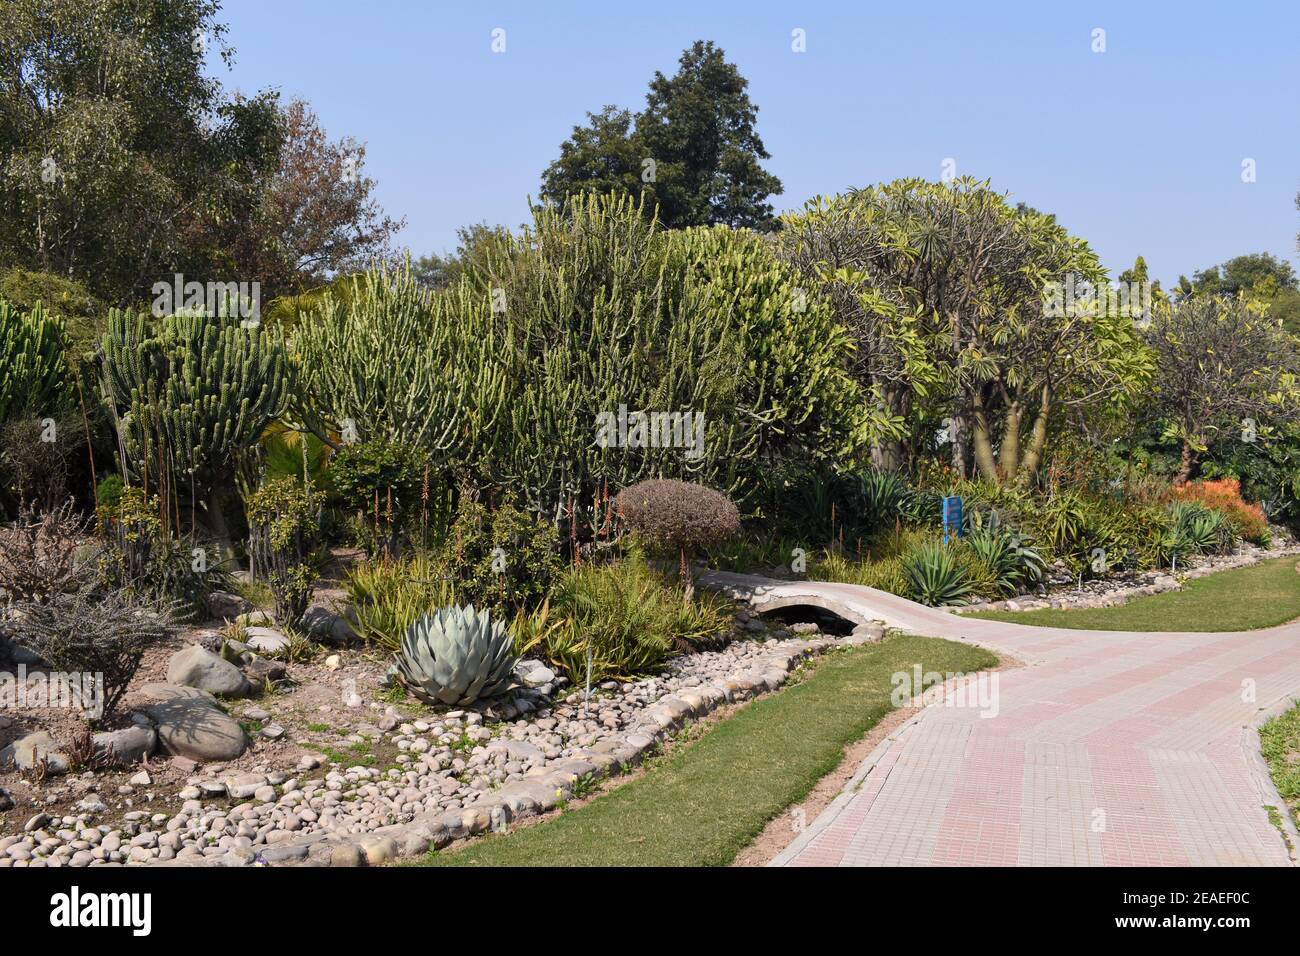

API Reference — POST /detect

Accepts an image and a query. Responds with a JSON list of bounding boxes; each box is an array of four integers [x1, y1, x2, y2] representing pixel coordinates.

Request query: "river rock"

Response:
[[244, 627, 290, 655], [515, 659, 556, 688], [301, 604, 355, 645], [167, 645, 251, 698], [206, 590, 252, 621], [92, 725, 157, 766]]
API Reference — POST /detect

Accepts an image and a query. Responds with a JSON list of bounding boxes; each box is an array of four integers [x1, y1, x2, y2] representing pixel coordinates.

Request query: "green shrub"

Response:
[[345, 552, 456, 652], [541, 550, 733, 683], [1170, 502, 1236, 556], [701, 530, 802, 574], [95, 474, 125, 512], [245, 477, 325, 629], [855, 468, 911, 528], [0, 268, 102, 357], [98, 488, 229, 620], [328, 437, 443, 553], [439, 499, 562, 613], [964, 523, 1047, 596]]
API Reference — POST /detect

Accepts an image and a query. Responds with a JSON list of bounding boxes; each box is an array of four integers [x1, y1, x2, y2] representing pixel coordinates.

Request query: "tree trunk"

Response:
[[998, 403, 1022, 480], [202, 487, 234, 557], [1176, 441, 1194, 485], [1015, 385, 1053, 485], [971, 417, 999, 482], [950, 412, 968, 479]]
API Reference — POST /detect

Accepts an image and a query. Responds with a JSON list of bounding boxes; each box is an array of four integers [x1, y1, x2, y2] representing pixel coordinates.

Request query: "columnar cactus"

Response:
[[290, 261, 507, 464], [99, 309, 289, 531], [0, 299, 68, 421]]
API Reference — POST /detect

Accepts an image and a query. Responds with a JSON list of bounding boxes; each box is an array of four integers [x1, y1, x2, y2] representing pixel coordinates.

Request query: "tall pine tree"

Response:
[[540, 41, 782, 229]]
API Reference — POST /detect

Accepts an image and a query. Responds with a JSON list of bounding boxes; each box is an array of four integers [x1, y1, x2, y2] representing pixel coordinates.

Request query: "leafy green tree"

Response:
[[780, 178, 1150, 485], [1186, 252, 1295, 297], [0, 0, 282, 303], [536, 107, 647, 211], [412, 223, 513, 290], [1147, 295, 1300, 483], [1116, 255, 1170, 320], [1179, 252, 1300, 335], [540, 41, 782, 229], [961, 208, 1151, 485]]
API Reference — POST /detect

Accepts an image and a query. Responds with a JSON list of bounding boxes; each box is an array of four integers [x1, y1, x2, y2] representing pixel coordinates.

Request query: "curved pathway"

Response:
[[699, 571, 1300, 867]]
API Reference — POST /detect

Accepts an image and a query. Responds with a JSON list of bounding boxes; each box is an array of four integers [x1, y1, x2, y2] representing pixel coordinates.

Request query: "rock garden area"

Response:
[[0, 552, 880, 867]]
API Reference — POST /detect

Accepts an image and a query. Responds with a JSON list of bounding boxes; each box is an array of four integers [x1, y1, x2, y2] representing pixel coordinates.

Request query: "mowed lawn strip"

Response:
[[417, 634, 996, 867], [965, 556, 1300, 632]]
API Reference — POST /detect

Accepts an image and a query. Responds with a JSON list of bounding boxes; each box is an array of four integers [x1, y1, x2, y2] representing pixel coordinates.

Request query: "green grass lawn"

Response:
[[965, 555, 1300, 632], [1260, 702, 1300, 833], [416, 634, 996, 867]]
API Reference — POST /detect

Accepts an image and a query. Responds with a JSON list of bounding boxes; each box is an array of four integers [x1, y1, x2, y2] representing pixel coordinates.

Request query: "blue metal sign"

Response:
[[942, 495, 963, 545]]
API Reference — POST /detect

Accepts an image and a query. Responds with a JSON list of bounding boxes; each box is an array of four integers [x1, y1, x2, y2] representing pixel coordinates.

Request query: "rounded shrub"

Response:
[[615, 479, 740, 566]]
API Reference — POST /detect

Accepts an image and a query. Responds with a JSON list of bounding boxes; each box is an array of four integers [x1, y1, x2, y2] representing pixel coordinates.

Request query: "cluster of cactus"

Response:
[[99, 309, 289, 503], [290, 262, 506, 467], [0, 299, 68, 422], [293, 194, 868, 535], [389, 604, 517, 705]]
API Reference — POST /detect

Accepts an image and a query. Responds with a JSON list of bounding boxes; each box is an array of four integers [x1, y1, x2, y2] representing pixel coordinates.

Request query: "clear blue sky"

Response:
[[215, 0, 1300, 286]]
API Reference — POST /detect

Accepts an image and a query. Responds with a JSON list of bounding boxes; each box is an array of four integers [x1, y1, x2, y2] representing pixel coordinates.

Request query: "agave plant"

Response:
[[965, 524, 1047, 596], [390, 604, 517, 705], [1171, 503, 1235, 556], [855, 468, 909, 527], [903, 539, 972, 607]]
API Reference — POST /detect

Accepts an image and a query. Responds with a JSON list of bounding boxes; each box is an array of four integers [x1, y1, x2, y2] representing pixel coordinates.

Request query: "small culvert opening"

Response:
[[759, 604, 858, 637]]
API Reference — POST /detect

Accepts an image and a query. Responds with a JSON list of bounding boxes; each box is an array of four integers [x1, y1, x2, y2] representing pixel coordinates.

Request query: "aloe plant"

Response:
[[390, 604, 517, 705]]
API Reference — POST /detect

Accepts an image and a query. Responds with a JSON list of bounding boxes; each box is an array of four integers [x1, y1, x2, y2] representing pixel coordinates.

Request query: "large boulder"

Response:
[[301, 604, 356, 645], [0, 731, 69, 775], [138, 683, 249, 762], [92, 725, 157, 766], [244, 626, 289, 655], [167, 645, 251, 698], [205, 590, 252, 622]]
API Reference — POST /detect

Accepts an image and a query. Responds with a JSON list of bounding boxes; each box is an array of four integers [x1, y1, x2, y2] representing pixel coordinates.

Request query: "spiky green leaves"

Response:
[[393, 604, 518, 705]]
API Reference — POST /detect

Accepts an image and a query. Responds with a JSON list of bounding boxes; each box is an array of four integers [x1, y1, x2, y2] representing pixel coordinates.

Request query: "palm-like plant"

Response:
[[856, 468, 908, 527], [966, 525, 1047, 596]]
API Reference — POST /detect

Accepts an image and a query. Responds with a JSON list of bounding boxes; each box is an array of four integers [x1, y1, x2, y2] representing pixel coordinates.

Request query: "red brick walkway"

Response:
[[701, 573, 1300, 867]]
